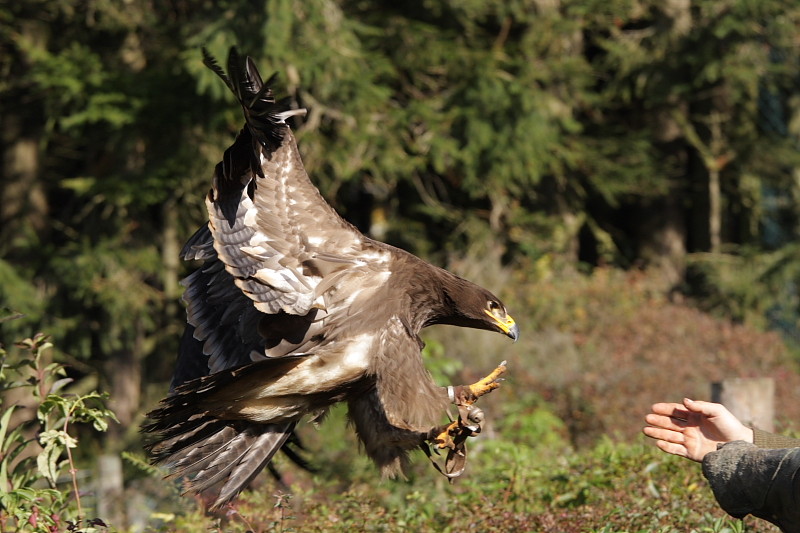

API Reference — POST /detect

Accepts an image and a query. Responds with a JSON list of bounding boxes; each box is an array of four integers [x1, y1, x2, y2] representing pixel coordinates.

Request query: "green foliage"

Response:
[[686, 246, 800, 333], [3, 0, 800, 421], [0, 333, 117, 532]]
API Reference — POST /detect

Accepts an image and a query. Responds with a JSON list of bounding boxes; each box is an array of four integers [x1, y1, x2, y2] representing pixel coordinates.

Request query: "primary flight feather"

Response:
[[144, 48, 518, 509]]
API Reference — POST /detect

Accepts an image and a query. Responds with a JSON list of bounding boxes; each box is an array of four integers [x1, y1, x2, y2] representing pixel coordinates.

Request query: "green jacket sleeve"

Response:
[[702, 441, 800, 532], [752, 428, 800, 449]]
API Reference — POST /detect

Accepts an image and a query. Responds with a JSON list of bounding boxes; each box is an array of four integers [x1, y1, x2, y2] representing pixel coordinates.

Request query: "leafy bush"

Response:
[[0, 332, 117, 532]]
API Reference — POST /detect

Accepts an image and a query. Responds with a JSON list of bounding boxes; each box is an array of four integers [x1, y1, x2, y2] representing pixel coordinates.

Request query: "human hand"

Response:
[[643, 398, 754, 462]]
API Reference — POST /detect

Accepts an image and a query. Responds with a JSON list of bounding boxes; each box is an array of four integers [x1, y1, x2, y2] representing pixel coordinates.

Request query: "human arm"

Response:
[[644, 398, 800, 531], [703, 442, 800, 531]]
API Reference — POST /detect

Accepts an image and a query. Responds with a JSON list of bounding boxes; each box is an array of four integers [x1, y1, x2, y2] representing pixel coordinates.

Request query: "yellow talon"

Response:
[[434, 420, 459, 449], [464, 361, 507, 404]]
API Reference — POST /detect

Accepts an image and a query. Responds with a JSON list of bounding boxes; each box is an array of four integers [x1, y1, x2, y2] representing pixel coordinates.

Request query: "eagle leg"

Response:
[[450, 359, 507, 406], [422, 361, 508, 478]]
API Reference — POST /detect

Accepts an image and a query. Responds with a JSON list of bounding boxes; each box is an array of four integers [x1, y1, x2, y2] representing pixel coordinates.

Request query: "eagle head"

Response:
[[435, 275, 519, 341], [483, 297, 519, 341]]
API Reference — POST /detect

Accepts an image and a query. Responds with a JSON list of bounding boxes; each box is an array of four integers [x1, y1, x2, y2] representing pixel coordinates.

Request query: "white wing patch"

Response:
[[243, 205, 258, 227], [233, 334, 374, 422], [355, 250, 391, 265], [251, 334, 373, 398]]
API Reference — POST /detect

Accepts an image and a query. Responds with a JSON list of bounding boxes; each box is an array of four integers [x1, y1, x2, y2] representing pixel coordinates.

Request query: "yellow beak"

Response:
[[485, 309, 519, 341]]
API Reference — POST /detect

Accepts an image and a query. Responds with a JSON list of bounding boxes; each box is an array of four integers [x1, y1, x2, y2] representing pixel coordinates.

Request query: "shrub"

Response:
[[0, 332, 117, 532]]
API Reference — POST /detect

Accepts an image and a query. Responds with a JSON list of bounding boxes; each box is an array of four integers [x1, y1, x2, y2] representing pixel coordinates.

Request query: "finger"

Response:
[[651, 403, 689, 419], [643, 426, 685, 444], [683, 398, 724, 417], [654, 439, 689, 459], [644, 413, 690, 431]]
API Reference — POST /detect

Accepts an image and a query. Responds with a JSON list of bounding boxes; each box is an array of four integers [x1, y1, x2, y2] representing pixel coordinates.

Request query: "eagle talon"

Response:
[[431, 420, 461, 450], [430, 362, 509, 448], [423, 363, 511, 480], [465, 361, 507, 401], [449, 361, 509, 407]]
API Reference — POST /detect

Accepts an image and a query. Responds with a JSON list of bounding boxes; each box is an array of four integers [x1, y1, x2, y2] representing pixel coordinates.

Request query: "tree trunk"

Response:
[[161, 199, 180, 299], [712, 378, 774, 432], [636, 0, 693, 282], [1, 109, 47, 255], [106, 320, 143, 442], [1, 20, 49, 254]]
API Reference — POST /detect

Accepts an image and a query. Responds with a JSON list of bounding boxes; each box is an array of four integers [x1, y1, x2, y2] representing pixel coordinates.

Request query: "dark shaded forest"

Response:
[[2, 1, 800, 531]]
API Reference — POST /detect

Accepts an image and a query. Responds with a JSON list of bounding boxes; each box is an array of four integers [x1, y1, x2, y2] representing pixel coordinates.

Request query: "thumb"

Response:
[[683, 398, 721, 417]]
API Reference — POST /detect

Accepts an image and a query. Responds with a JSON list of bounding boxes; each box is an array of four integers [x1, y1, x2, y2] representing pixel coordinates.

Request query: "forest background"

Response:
[[2, 0, 800, 531]]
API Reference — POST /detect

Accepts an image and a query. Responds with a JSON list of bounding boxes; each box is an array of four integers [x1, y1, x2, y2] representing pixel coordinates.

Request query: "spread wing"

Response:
[[204, 48, 391, 319]]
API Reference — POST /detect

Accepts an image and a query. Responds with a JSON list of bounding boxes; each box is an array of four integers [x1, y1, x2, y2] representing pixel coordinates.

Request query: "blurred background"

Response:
[[2, 1, 800, 531]]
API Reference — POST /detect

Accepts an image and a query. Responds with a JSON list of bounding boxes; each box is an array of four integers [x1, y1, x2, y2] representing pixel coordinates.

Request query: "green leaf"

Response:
[[36, 429, 75, 487]]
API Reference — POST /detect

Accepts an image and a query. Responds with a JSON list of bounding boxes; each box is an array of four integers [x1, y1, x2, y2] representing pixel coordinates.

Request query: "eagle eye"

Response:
[[488, 300, 501, 312]]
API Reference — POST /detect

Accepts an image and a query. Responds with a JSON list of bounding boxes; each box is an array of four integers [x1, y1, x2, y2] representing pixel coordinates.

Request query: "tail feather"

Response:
[[145, 415, 218, 455], [188, 429, 266, 491], [190, 427, 291, 495], [144, 357, 314, 508], [145, 411, 296, 509], [215, 430, 292, 505]]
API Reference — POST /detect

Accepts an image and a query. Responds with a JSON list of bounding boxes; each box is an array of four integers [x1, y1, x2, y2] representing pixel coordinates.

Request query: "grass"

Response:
[[2, 264, 794, 531], [140, 400, 778, 532]]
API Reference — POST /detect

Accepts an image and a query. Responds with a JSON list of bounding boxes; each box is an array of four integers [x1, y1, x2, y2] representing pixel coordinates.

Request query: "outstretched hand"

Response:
[[643, 398, 754, 462]]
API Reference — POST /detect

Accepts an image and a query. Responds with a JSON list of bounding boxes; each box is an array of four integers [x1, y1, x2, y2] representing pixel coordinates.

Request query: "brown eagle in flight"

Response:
[[145, 48, 518, 509]]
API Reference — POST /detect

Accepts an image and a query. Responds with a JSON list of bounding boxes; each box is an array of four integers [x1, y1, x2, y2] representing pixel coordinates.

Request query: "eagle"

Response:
[[144, 48, 519, 510]]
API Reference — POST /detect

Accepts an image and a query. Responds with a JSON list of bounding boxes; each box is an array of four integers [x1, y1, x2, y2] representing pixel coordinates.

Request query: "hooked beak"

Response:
[[485, 310, 519, 342], [506, 321, 520, 342]]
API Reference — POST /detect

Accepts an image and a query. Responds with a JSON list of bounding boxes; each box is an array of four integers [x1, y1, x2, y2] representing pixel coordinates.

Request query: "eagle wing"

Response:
[[205, 49, 389, 319], [374, 316, 447, 430], [163, 224, 311, 504]]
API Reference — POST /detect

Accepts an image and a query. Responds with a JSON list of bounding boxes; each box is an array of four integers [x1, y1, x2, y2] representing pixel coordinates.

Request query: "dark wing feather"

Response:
[[158, 222, 312, 503], [180, 224, 215, 261], [172, 224, 263, 386], [202, 47, 233, 93]]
